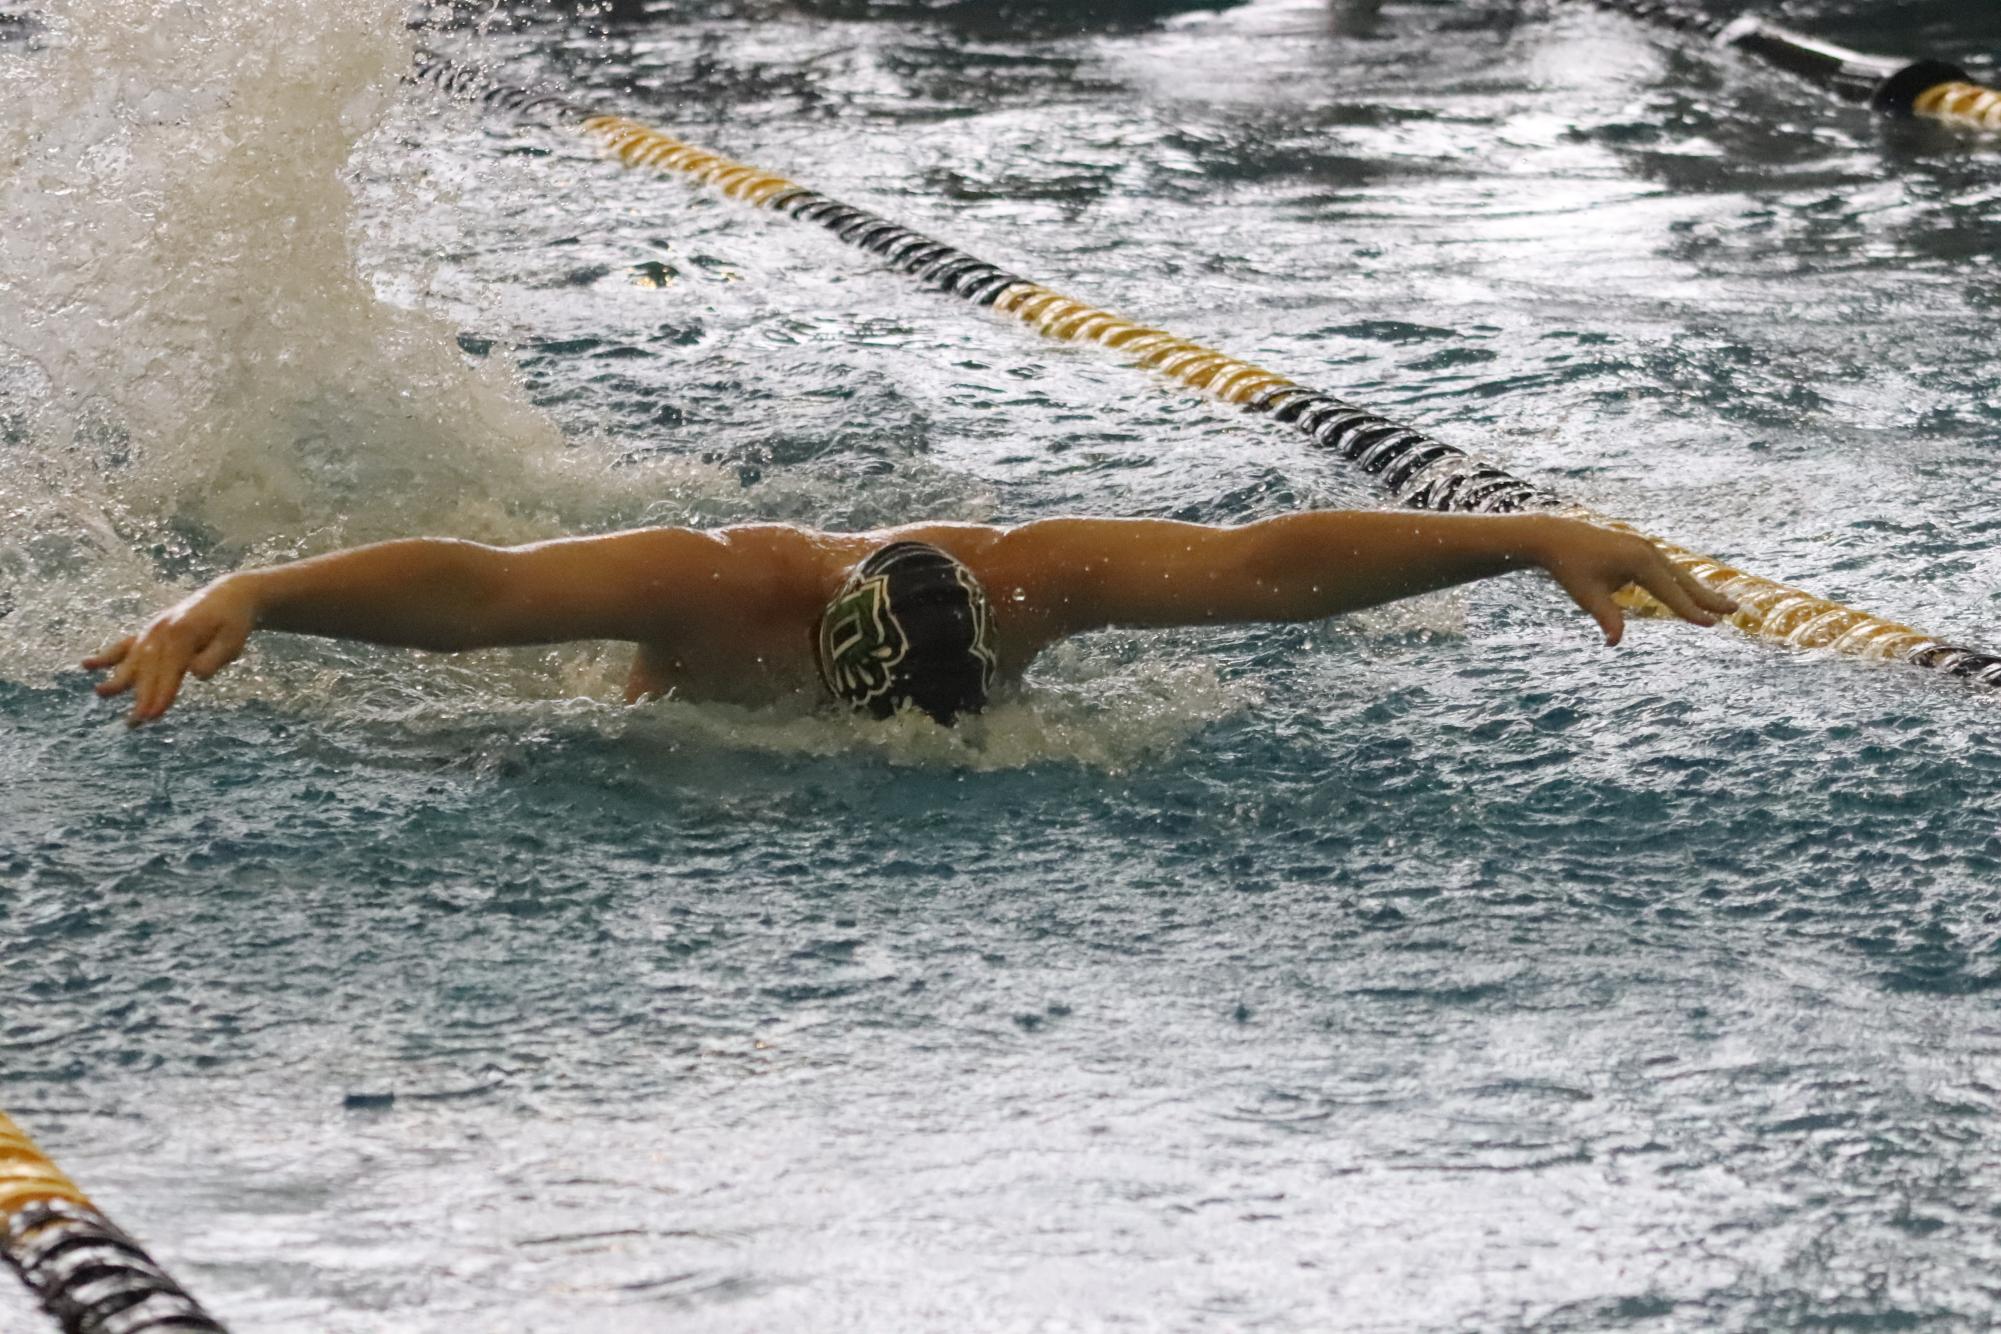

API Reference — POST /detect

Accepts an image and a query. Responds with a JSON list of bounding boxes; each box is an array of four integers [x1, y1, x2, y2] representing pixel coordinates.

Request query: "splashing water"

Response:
[[0, 1, 1247, 761], [8, 4, 2001, 1330], [0, 0, 594, 681]]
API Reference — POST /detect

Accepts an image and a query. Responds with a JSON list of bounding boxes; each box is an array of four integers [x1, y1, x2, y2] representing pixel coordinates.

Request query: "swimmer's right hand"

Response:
[[84, 577, 258, 726]]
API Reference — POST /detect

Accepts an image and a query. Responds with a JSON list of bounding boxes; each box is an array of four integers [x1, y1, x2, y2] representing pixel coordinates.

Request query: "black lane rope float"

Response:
[[410, 52, 2001, 689], [1, 1110, 227, 1333], [1580, 0, 2001, 131]]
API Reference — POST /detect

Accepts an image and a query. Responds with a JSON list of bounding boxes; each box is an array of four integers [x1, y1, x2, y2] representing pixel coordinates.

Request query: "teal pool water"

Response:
[[4, 1, 2000, 1329]]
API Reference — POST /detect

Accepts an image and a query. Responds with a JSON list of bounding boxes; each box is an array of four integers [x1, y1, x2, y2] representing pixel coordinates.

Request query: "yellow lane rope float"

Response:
[[1913, 80, 2001, 132], [1, 1109, 226, 1333], [411, 54, 2001, 689], [1585, 0, 2001, 132]]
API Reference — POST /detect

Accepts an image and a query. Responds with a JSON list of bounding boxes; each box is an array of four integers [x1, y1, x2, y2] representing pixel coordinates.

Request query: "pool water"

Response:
[[4, 0, 2001, 1329]]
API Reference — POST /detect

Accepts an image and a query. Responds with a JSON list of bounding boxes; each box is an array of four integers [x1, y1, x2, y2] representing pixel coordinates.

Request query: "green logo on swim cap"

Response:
[[954, 561, 999, 692], [815, 541, 999, 723], [817, 571, 909, 707]]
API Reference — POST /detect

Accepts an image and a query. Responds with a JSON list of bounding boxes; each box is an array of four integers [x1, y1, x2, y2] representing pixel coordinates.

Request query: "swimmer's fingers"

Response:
[[1684, 565, 1739, 619], [97, 581, 260, 725], [1632, 550, 1736, 629], [1549, 566, 1627, 647], [125, 635, 179, 725], [186, 620, 249, 681], [148, 621, 234, 721], [1539, 522, 1740, 646], [131, 606, 255, 722], [82, 635, 134, 673], [133, 656, 190, 725], [92, 648, 141, 699], [123, 625, 198, 725]]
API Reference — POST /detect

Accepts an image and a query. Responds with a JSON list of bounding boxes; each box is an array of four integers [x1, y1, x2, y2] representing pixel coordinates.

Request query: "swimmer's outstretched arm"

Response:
[[84, 528, 751, 724], [994, 511, 1735, 646]]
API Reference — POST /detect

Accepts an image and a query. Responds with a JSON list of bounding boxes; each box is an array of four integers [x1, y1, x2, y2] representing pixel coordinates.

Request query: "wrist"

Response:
[[1503, 514, 1566, 570], [216, 571, 274, 627]]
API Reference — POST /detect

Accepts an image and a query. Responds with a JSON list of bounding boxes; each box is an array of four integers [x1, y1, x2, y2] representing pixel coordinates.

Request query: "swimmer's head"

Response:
[[815, 541, 999, 725]]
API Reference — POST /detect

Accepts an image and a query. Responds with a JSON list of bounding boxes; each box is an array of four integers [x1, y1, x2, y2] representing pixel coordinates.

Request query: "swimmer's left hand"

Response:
[[84, 577, 258, 725], [1529, 518, 1739, 646]]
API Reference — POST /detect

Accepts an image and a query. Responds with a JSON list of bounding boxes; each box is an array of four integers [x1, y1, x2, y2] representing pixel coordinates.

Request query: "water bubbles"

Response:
[[0, 0, 618, 683]]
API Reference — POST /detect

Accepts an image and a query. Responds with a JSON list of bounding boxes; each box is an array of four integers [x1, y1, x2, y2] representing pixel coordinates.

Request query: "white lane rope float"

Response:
[[410, 51, 2001, 692]]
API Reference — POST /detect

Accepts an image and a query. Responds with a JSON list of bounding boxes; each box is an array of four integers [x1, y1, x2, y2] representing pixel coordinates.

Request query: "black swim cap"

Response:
[[815, 541, 998, 724]]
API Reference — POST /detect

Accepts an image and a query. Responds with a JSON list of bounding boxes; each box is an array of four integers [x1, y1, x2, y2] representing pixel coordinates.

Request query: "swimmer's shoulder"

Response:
[[716, 520, 1019, 572], [693, 523, 897, 611], [705, 521, 877, 571]]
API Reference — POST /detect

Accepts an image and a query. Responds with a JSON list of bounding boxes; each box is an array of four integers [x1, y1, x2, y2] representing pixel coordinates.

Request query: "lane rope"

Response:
[[410, 52, 2001, 690], [1, 1110, 227, 1333], [1583, 0, 2001, 131]]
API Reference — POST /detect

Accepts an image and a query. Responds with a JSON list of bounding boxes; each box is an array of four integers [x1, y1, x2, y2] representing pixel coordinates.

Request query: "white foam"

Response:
[[0, 7, 1237, 770], [609, 640, 1257, 772], [0, 3, 1013, 699], [0, 0, 608, 680], [1348, 587, 1469, 639]]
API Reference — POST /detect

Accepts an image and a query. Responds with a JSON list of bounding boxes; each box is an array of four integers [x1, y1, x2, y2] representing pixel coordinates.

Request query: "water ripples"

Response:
[[7, 0, 2001, 1329]]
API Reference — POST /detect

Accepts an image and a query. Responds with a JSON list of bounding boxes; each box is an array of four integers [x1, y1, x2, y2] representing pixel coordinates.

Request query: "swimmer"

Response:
[[84, 511, 1736, 725]]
